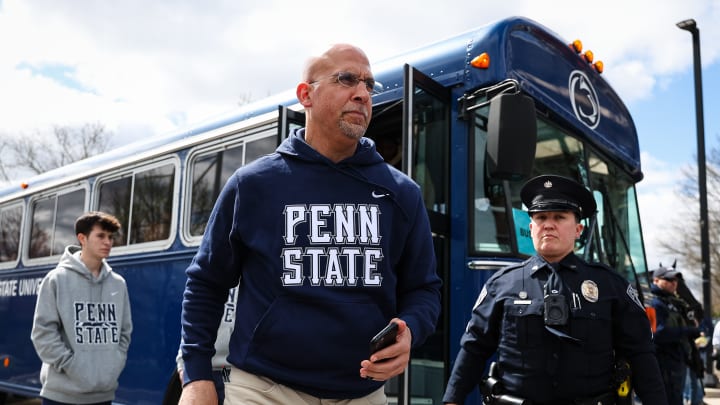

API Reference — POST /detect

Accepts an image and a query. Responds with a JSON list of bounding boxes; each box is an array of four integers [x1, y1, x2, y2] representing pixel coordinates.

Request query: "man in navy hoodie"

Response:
[[179, 44, 441, 404]]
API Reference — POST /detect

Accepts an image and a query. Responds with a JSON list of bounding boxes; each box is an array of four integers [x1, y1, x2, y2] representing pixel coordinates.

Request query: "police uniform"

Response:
[[650, 266, 700, 405], [442, 175, 667, 405]]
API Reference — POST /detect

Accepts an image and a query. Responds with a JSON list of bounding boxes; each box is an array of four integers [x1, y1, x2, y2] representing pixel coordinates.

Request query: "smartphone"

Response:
[[369, 321, 399, 355]]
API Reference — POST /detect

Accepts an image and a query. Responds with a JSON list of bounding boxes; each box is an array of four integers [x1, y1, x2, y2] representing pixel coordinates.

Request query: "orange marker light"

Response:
[[470, 52, 490, 69], [594, 61, 604, 74], [21, 182, 29, 189], [3, 357, 9, 368], [570, 39, 583, 53], [584, 50, 594, 63]]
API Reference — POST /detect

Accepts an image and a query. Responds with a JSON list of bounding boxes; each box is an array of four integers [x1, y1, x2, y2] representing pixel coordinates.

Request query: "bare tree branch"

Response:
[[660, 137, 720, 316], [0, 122, 113, 181]]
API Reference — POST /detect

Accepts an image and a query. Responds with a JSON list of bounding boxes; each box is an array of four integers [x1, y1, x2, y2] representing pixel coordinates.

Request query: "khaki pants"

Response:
[[225, 367, 388, 405]]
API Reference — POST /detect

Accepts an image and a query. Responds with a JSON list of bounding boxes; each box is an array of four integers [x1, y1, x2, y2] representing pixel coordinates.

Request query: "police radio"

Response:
[[543, 288, 569, 326]]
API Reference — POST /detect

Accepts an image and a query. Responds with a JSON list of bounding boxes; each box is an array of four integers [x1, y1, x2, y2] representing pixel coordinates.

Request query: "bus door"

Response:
[[397, 64, 451, 405], [277, 105, 305, 145]]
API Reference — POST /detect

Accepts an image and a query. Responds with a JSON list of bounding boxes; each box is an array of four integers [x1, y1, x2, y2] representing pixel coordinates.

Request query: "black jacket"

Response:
[[443, 253, 667, 404]]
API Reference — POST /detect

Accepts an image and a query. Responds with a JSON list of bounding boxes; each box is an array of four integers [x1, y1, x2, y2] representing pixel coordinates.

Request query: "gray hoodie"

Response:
[[176, 286, 237, 373], [31, 245, 132, 403]]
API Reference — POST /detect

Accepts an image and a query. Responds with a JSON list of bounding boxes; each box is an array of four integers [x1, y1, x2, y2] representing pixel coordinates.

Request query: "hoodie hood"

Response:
[[277, 128, 411, 220], [58, 245, 112, 283], [276, 128, 385, 166]]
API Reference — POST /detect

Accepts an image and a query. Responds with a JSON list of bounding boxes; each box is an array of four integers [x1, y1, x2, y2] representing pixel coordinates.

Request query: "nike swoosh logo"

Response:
[[111, 291, 119, 296], [372, 191, 389, 198]]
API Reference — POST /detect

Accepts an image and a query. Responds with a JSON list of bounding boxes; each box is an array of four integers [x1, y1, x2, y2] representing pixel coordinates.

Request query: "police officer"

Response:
[[442, 174, 667, 405], [650, 266, 701, 405]]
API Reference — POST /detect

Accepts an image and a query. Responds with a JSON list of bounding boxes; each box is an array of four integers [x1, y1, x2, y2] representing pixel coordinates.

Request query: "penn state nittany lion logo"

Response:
[[569, 70, 600, 130]]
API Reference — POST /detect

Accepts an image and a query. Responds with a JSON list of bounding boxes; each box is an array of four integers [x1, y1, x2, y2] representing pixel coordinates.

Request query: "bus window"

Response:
[[28, 188, 86, 259], [131, 165, 174, 243], [473, 113, 588, 255], [0, 203, 23, 263], [98, 176, 131, 246], [245, 135, 276, 163], [188, 133, 276, 237], [587, 150, 647, 283], [189, 144, 244, 236], [531, 120, 586, 182], [98, 162, 176, 246], [411, 89, 448, 214]]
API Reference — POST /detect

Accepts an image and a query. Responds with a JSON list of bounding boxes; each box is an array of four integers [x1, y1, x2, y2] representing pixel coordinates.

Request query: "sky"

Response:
[[1, 0, 719, 290]]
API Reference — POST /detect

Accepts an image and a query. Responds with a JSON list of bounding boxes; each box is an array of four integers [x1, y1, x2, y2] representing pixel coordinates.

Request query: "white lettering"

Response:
[[306, 247, 325, 285], [281, 248, 303, 285], [358, 205, 380, 244], [19, 277, 43, 296], [280, 203, 385, 287], [280, 246, 385, 287], [309, 205, 332, 243], [334, 205, 356, 244], [323, 247, 344, 286], [363, 248, 383, 286], [284, 205, 306, 244], [0, 279, 18, 297], [344, 247, 362, 286]]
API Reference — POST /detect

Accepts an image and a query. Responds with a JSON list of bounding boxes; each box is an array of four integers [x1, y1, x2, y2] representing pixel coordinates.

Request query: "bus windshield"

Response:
[[471, 101, 648, 285]]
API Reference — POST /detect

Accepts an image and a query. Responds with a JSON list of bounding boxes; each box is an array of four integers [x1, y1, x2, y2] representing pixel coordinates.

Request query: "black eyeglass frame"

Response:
[[310, 72, 382, 94]]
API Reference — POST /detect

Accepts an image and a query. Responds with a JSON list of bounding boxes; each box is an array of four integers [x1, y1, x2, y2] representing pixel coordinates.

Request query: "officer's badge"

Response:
[[580, 280, 599, 302], [626, 284, 643, 309], [474, 285, 488, 309]]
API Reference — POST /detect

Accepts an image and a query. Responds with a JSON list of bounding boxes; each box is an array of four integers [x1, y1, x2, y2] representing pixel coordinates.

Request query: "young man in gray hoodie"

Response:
[[31, 211, 133, 405]]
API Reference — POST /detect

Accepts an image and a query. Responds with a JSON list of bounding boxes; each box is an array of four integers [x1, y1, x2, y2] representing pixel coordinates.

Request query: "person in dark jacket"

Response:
[[178, 43, 441, 405], [443, 175, 667, 405], [650, 266, 701, 405]]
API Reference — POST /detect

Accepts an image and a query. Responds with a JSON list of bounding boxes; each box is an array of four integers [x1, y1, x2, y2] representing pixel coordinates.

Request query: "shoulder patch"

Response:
[[626, 284, 644, 309], [474, 285, 488, 309]]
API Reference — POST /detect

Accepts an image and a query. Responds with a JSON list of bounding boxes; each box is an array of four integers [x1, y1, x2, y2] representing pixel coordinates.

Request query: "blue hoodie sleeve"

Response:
[[180, 175, 243, 385], [396, 192, 442, 346]]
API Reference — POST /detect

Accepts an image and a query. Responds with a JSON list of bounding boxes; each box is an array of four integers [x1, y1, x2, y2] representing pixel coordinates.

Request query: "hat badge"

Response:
[[543, 180, 553, 189]]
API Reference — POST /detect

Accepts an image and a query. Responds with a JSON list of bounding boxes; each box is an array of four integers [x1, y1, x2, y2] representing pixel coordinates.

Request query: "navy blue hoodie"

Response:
[[181, 128, 441, 398]]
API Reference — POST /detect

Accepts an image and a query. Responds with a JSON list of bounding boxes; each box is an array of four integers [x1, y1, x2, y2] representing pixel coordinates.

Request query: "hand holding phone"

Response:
[[369, 321, 399, 355]]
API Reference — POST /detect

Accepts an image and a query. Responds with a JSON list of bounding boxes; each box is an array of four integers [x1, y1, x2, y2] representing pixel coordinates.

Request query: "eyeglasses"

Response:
[[311, 72, 382, 94]]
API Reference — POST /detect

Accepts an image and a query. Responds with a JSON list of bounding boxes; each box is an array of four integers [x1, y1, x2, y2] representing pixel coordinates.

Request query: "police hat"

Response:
[[652, 266, 682, 280], [520, 175, 597, 219]]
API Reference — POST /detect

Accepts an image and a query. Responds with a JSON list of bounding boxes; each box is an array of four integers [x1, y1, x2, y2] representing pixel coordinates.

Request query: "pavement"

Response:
[[5, 375, 720, 404], [704, 386, 720, 405], [705, 379, 720, 405]]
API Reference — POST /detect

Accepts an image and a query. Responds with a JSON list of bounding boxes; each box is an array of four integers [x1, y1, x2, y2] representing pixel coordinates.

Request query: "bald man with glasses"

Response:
[[178, 44, 441, 405]]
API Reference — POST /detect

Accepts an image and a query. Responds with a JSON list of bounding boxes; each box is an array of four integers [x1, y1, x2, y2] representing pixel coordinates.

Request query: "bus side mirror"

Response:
[[486, 93, 537, 180]]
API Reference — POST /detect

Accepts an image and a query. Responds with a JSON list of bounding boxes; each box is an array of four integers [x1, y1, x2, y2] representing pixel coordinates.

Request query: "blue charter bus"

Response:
[[0, 16, 649, 404]]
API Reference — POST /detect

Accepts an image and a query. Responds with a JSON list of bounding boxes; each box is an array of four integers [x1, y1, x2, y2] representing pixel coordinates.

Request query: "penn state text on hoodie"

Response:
[[181, 128, 441, 398]]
